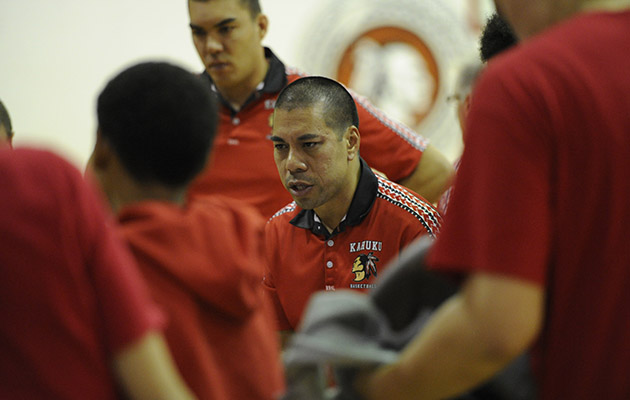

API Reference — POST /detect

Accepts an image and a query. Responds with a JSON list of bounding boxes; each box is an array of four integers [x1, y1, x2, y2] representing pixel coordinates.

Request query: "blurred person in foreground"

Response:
[[0, 148, 195, 400], [355, 0, 630, 399], [90, 61, 284, 399]]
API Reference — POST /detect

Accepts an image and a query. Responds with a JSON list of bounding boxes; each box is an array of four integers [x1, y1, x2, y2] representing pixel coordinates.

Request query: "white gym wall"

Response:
[[0, 0, 495, 167]]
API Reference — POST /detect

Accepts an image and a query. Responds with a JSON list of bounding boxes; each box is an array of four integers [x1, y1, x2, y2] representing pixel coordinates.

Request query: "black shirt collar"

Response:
[[201, 47, 287, 114], [290, 158, 378, 239]]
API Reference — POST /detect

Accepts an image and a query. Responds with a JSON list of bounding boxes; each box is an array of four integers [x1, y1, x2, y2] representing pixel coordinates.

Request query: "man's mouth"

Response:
[[208, 62, 229, 72], [287, 181, 313, 197]]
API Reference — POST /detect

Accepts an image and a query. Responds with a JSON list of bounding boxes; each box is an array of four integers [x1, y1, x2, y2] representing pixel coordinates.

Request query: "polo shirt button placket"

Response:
[[325, 236, 335, 290]]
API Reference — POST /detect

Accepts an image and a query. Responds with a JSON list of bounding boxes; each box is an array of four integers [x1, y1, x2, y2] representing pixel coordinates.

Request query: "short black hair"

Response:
[[479, 13, 518, 63], [275, 76, 359, 138], [0, 100, 13, 138], [190, 0, 261, 18], [97, 62, 218, 187]]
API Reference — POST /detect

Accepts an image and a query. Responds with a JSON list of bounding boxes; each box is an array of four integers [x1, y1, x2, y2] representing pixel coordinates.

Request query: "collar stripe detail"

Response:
[[269, 202, 297, 222]]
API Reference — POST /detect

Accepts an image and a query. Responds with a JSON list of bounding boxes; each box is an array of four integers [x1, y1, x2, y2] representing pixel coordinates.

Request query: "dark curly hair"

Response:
[[479, 13, 518, 63], [97, 62, 218, 187]]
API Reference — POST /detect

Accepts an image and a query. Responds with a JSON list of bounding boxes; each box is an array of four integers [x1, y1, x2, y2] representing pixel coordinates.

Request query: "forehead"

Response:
[[188, 0, 250, 25], [272, 105, 332, 139]]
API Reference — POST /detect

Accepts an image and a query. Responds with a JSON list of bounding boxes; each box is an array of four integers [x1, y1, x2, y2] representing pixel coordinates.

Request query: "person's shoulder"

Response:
[[374, 176, 442, 232], [267, 201, 299, 224], [190, 195, 266, 228], [1, 147, 93, 207], [2, 147, 81, 181]]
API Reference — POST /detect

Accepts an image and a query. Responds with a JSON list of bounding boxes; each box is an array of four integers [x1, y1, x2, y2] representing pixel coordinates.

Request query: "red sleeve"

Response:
[[352, 90, 427, 182], [262, 220, 293, 331], [79, 180, 165, 352], [427, 63, 552, 285]]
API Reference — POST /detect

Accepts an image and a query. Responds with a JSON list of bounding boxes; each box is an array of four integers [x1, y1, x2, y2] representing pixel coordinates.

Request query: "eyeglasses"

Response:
[[446, 94, 463, 104]]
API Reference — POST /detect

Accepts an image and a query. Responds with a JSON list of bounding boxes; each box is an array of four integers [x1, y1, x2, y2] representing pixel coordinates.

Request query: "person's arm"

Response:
[[355, 272, 543, 400], [113, 331, 197, 400], [398, 143, 455, 204]]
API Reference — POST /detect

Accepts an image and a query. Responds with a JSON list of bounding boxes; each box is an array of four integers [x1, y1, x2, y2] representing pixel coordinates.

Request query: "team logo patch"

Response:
[[351, 252, 379, 283]]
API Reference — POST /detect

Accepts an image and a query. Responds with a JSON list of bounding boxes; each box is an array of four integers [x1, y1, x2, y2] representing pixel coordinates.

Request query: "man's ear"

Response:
[[91, 129, 112, 171], [346, 126, 360, 161], [256, 14, 269, 40]]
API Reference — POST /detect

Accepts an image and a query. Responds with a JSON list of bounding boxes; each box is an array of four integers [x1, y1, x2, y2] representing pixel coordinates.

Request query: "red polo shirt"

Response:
[[263, 159, 442, 330], [0, 148, 163, 400]]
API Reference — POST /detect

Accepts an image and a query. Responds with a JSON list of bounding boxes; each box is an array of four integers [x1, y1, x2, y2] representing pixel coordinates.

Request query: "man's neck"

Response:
[[111, 181, 187, 214], [217, 53, 269, 111]]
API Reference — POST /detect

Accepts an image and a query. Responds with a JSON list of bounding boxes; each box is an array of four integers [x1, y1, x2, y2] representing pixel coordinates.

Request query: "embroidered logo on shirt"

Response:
[[349, 240, 383, 253], [351, 252, 379, 285]]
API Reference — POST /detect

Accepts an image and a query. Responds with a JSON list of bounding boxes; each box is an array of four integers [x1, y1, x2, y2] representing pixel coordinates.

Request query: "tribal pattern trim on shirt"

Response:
[[376, 175, 441, 238], [351, 90, 429, 151]]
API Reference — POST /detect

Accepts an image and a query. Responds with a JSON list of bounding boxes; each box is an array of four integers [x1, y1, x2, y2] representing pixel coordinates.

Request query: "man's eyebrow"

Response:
[[269, 135, 285, 142], [297, 134, 319, 141], [215, 18, 236, 27], [269, 133, 320, 142], [189, 18, 236, 31]]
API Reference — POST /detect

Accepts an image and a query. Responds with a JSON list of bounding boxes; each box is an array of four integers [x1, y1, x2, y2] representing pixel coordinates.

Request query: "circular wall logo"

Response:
[[296, 0, 477, 161]]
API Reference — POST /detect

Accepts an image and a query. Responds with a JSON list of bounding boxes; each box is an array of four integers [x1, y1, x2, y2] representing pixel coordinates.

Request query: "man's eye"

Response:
[[303, 142, 318, 148], [218, 26, 235, 35], [191, 29, 206, 37], [274, 143, 288, 150]]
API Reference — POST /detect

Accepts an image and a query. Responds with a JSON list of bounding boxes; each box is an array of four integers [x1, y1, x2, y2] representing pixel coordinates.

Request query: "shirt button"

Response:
[[232, 117, 240, 125], [327, 240, 334, 247], [326, 261, 333, 269]]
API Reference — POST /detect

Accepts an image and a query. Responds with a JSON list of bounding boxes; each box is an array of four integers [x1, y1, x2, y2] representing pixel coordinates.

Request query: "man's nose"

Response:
[[286, 149, 307, 173], [204, 34, 223, 54]]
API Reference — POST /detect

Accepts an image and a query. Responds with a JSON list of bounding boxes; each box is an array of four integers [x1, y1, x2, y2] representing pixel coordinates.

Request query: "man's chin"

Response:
[[293, 198, 318, 211]]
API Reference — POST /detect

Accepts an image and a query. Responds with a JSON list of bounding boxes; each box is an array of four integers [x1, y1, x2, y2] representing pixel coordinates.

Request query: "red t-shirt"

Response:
[[118, 196, 285, 400], [264, 160, 441, 330], [428, 11, 630, 399], [0, 148, 163, 400], [188, 48, 427, 219]]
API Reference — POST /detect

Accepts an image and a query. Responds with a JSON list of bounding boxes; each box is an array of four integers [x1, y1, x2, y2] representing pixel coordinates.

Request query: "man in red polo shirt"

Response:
[[263, 76, 442, 335], [0, 148, 194, 400], [185, 0, 454, 218], [90, 61, 284, 400]]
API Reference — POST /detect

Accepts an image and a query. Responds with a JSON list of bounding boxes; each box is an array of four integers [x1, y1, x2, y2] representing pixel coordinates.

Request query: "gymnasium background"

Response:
[[0, 0, 495, 167]]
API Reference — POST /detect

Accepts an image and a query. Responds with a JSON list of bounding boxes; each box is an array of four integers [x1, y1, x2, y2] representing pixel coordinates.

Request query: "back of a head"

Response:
[[275, 76, 359, 136], [479, 13, 518, 63], [97, 62, 218, 187]]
